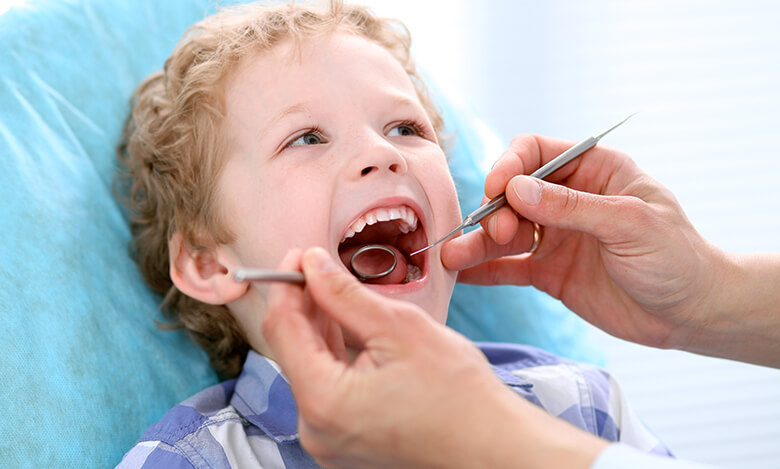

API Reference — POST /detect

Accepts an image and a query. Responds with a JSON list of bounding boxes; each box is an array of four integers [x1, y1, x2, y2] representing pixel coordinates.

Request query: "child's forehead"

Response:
[[225, 32, 416, 106], [236, 31, 391, 74]]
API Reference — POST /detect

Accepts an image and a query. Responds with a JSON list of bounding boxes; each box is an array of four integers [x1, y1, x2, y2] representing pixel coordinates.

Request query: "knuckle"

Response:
[[612, 195, 663, 236], [493, 134, 537, 178], [559, 185, 582, 216], [508, 133, 533, 150], [619, 196, 653, 224]]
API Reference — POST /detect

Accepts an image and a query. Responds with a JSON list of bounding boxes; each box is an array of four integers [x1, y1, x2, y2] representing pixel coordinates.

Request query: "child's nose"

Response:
[[355, 142, 408, 179], [359, 159, 404, 177]]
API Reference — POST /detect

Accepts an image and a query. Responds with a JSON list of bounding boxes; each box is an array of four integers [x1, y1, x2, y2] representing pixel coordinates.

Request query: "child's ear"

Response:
[[169, 232, 247, 305]]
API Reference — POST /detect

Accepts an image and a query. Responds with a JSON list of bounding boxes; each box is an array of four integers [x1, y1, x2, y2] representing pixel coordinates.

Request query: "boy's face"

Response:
[[216, 32, 461, 343]]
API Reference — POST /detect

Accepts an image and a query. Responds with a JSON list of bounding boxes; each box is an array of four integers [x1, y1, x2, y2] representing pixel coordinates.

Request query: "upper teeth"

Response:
[[341, 206, 418, 242]]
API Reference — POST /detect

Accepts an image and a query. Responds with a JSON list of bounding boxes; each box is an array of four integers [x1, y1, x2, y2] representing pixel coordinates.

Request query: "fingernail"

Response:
[[309, 247, 339, 273], [511, 176, 542, 206]]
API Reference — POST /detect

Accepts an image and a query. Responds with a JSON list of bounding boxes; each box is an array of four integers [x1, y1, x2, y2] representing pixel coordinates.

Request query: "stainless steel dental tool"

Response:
[[348, 244, 397, 282], [233, 244, 398, 284], [408, 113, 637, 257], [233, 268, 305, 285]]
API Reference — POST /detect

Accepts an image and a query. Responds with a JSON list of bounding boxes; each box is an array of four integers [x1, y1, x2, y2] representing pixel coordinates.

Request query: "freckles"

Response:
[[312, 153, 337, 175], [279, 157, 331, 177]]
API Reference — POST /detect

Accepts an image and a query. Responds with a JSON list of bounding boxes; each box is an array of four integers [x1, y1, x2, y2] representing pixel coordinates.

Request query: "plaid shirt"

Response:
[[117, 344, 672, 468]]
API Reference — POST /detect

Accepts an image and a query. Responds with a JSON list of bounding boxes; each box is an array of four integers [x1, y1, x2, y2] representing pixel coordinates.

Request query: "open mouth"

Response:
[[337, 205, 427, 285]]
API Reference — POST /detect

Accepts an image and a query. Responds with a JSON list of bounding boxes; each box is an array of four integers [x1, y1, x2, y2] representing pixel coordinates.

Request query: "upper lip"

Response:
[[340, 205, 418, 243], [338, 197, 428, 247]]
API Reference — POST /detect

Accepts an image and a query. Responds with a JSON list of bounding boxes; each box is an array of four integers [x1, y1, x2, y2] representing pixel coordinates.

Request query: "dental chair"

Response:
[[0, 0, 603, 466]]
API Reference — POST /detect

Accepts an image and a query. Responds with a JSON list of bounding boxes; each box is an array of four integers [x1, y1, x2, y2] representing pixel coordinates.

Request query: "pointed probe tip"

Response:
[[595, 112, 639, 140], [408, 245, 431, 257]]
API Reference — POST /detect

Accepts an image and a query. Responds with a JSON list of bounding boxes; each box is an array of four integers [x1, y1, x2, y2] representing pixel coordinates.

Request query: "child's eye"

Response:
[[287, 131, 324, 147], [387, 123, 421, 137]]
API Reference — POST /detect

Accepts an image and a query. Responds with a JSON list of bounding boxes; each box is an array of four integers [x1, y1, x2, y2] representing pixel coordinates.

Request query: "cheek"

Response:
[[428, 164, 461, 223], [235, 168, 334, 266], [415, 150, 459, 204], [272, 168, 332, 230]]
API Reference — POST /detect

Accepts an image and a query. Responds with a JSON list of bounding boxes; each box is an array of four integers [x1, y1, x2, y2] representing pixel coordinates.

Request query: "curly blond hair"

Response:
[[116, 0, 445, 379]]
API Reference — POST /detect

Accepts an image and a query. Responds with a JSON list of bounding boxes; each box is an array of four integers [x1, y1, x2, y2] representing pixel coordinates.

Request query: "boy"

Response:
[[116, 1, 671, 467]]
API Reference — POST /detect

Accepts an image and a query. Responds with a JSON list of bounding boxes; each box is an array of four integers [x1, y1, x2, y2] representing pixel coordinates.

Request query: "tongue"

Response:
[[338, 244, 409, 284]]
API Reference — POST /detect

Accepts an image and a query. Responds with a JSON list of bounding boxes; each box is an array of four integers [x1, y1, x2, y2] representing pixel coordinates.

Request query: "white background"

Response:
[[363, 1, 780, 467], [0, 0, 23, 16]]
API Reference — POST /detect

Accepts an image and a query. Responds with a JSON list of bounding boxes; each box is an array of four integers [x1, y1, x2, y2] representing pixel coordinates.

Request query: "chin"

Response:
[[365, 264, 455, 325]]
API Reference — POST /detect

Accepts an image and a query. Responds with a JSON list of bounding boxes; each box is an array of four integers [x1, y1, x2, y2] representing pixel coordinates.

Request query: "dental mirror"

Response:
[[348, 244, 398, 282], [233, 244, 399, 284]]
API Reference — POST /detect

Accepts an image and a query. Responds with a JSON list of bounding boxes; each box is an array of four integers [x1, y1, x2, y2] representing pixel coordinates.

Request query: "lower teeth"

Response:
[[402, 264, 422, 284]]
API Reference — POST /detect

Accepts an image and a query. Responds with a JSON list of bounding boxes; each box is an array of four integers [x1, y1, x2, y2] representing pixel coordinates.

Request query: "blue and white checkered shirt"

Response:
[[117, 344, 672, 468]]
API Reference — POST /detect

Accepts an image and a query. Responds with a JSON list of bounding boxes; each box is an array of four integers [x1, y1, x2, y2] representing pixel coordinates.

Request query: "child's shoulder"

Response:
[[476, 343, 673, 456], [477, 342, 611, 392], [140, 379, 239, 445], [478, 342, 617, 436], [477, 342, 584, 368], [116, 380, 244, 468]]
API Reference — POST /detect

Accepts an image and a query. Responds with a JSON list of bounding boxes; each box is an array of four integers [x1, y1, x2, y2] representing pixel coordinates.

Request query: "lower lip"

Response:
[[364, 252, 429, 294], [365, 273, 428, 294]]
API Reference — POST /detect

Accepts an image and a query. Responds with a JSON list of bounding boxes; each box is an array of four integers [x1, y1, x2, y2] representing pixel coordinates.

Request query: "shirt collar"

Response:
[[230, 351, 299, 443], [230, 349, 535, 444], [491, 364, 534, 389]]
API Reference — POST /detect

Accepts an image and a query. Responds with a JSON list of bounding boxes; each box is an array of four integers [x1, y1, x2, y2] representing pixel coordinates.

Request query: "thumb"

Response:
[[507, 175, 630, 241], [301, 247, 402, 344]]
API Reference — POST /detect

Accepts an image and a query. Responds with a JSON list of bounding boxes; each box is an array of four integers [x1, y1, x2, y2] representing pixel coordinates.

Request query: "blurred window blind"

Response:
[[471, 2, 780, 467]]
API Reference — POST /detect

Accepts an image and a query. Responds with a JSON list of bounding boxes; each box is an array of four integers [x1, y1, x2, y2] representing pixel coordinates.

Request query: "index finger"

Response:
[[262, 249, 344, 389], [486, 134, 575, 199], [441, 221, 538, 272], [301, 247, 405, 345]]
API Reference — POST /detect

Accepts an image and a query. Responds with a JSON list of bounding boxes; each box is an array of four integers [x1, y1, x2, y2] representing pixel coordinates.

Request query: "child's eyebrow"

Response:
[[385, 93, 424, 113], [269, 102, 310, 127], [262, 93, 424, 134]]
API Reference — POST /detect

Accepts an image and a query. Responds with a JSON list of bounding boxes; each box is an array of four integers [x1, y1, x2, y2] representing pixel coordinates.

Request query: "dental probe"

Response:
[[409, 113, 637, 257], [233, 268, 305, 285], [233, 245, 398, 284]]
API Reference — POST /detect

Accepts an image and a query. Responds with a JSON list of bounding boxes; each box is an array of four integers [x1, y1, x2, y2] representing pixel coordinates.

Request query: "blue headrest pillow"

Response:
[[0, 1, 602, 466]]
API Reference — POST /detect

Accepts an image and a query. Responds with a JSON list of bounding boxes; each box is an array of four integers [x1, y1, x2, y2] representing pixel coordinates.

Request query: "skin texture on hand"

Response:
[[442, 134, 780, 367], [262, 247, 608, 469]]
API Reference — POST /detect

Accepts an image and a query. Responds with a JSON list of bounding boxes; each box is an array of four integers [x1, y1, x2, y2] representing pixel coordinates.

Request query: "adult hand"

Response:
[[262, 247, 607, 469], [441, 134, 727, 354]]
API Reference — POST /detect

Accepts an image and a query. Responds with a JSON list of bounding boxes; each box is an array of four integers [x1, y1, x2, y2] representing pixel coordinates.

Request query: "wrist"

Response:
[[476, 387, 608, 469], [683, 250, 780, 367], [667, 241, 730, 350]]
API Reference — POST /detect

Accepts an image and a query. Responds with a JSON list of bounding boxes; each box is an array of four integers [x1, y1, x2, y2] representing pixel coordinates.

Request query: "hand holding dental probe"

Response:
[[441, 120, 780, 367], [409, 113, 637, 257], [262, 247, 611, 469]]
